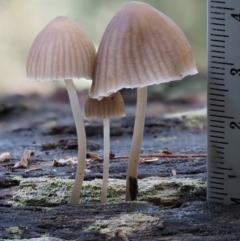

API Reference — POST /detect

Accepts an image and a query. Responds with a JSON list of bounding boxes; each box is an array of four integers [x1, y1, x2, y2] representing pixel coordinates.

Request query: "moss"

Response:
[[12, 176, 206, 207]]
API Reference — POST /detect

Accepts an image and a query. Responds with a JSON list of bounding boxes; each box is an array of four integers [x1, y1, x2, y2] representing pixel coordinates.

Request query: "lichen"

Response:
[[6, 226, 22, 239], [13, 177, 72, 206], [5, 238, 66, 241], [164, 108, 207, 129], [154, 136, 178, 142], [86, 212, 158, 238], [138, 177, 206, 206], [181, 109, 207, 128], [12, 176, 206, 207]]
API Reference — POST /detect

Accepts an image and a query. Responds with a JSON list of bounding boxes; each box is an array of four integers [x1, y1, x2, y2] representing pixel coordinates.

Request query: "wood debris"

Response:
[[64, 139, 78, 150], [140, 157, 158, 163], [172, 170, 177, 176], [41, 142, 56, 151], [114, 229, 129, 241], [53, 156, 98, 167], [14, 150, 34, 168], [156, 220, 164, 229], [0, 152, 11, 162], [109, 152, 115, 158], [162, 148, 174, 155], [53, 157, 78, 167], [87, 152, 103, 161]]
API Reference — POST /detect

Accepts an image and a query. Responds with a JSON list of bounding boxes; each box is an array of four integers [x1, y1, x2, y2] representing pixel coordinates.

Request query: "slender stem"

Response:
[[100, 118, 110, 203], [65, 79, 86, 205], [126, 87, 148, 201]]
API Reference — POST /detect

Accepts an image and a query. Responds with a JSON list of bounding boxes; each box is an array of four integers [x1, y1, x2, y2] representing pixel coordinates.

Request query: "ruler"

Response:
[[208, 0, 240, 204]]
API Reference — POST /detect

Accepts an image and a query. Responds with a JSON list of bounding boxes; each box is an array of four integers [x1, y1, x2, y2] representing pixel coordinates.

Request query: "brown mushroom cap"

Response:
[[27, 16, 96, 81], [90, 1, 197, 99], [84, 91, 125, 119]]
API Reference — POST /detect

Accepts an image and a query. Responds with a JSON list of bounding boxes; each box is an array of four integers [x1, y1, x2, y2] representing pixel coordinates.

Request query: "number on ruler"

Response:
[[230, 68, 240, 76], [231, 13, 240, 22], [230, 122, 240, 130]]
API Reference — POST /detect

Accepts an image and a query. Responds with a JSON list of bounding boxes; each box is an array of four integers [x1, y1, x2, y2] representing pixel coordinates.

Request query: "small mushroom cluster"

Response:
[[26, 2, 197, 204]]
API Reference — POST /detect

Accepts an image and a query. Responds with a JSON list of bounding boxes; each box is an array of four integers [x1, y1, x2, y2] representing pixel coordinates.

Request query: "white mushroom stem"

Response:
[[65, 79, 86, 205], [126, 86, 148, 201], [100, 118, 110, 203]]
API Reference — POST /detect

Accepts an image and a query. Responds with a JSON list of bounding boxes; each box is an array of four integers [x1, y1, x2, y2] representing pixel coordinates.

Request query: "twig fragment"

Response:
[[140, 157, 158, 163], [25, 168, 43, 174], [61, 150, 206, 166], [111, 152, 206, 160]]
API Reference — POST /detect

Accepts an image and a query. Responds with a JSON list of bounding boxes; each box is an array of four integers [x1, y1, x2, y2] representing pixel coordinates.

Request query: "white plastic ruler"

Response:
[[208, 0, 240, 204]]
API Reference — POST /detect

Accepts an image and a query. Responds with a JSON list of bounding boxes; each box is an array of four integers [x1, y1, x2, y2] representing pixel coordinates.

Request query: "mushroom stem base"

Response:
[[100, 118, 110, 203]]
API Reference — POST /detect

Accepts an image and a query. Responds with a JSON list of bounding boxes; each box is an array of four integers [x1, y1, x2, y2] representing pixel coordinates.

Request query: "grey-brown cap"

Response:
[[84, 91, 125, 119], [26, 16, 96, 81], [90, 1, 197, 100]]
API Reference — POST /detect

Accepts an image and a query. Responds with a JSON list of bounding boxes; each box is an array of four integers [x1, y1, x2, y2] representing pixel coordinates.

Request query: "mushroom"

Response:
[[89, 2, 198, 201], [84, 91, 125, 203], [26, 16, 96, 204]]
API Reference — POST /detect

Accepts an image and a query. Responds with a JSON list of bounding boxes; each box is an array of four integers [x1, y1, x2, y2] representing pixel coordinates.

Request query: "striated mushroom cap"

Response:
[[84, 91, 125, 119], [90, 1, 197, 99], [27, 16, 96, 81]]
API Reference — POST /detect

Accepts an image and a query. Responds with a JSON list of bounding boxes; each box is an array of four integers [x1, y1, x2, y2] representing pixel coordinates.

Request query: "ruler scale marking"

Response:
[[208, 0, 240, 204], [210, 77, 224, 80]]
